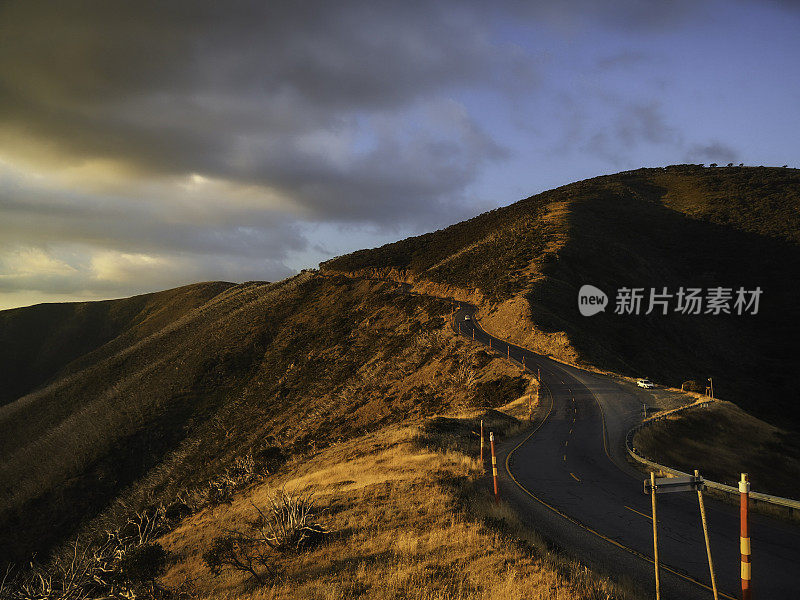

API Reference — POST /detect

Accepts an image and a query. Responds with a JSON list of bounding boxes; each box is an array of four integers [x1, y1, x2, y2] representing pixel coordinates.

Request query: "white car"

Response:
[[637, 379, 655, 389], [464, 315, 471, 321]]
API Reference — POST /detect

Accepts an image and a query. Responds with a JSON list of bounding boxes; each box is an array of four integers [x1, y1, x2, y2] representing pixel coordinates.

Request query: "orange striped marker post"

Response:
[[490, 432, 500, 504], [479, 420, 485, 466], [507, 345, 510, 359], [489, 338, 492, 350], [472, 328, 474, 339], [740, 473, 752, 600]]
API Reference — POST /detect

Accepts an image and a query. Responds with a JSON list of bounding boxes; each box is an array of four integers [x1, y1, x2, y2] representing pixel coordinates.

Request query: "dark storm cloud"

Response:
[[0, 0, 705, 227], [0, 0, 516, 226]]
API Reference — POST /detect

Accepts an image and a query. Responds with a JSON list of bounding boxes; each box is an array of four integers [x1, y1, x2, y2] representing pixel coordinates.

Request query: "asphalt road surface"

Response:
[[453, 304, 800, 600]]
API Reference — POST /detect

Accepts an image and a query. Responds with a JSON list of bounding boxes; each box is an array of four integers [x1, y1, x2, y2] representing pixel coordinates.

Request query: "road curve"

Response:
[[453, 304, 800, 600]]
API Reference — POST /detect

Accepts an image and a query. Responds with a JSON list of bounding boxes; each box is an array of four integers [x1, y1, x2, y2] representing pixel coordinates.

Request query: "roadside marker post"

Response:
[[740, 473, 752, 600], [644, 473, 716, 600], [650, 472, 661, 600], [490, 432, 500, 504], [507, 345, 510, 359], [479, 420, 485, 466], [695, 470, 718, 600], [472, 328, 474, 339]]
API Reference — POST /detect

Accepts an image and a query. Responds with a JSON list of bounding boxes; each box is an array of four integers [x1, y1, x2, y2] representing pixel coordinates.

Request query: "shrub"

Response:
[[164, 501, 192, 522], [117, 542, 168, 582], [254, 491, 329, 553], [203, 491, 330, 586], [203, 533, 271, 585]]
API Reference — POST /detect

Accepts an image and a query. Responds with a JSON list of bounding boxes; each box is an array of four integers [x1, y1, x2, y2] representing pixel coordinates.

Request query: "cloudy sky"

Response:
[[1, 1, 799, 309]]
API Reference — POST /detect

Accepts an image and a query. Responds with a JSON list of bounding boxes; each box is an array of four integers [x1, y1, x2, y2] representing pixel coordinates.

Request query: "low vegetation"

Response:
[[157, 423, 636, 600]]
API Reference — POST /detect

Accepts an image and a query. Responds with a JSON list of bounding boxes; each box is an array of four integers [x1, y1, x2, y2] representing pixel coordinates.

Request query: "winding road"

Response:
[[453, 304, 800, 600]]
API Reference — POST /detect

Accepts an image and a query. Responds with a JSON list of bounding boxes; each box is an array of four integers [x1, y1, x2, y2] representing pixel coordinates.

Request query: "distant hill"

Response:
[[324, 165, 800, 428], [0, 282, 235, 407]]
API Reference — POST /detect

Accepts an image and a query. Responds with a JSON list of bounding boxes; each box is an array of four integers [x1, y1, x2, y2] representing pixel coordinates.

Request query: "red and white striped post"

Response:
[[490, 432, 500, 504], [740, 473, 752, 600], [479, 419, 485, 466]]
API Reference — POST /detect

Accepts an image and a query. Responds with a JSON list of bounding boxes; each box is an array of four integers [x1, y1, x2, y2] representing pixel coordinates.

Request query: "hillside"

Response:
[[323, 165, 800, 428], [0, 282, 235, 407], [0, 273, 531, 570]]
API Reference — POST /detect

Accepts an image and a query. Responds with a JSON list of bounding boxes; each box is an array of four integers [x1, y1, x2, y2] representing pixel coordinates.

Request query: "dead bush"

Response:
[[254, 491, 329, 553], [203, 491, 330, 586]]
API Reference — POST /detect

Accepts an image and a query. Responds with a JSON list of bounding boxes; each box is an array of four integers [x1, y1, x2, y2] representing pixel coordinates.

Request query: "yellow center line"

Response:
[[569, 428, 573, 434], [564, 440, 569, 446], [563, 454, 566, 461], [570, 472, 581, 482], [625, 505, 652, 520]]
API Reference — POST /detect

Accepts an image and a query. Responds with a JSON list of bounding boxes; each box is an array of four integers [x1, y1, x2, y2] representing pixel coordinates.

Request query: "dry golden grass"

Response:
[[159, 425, 628, 600]]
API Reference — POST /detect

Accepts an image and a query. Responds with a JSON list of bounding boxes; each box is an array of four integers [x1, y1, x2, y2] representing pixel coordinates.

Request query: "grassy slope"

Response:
[[634, 400, 800, 499], [159, 423, 632, 600], [323, 165, 800, 428], [0, 273, 530, 568]]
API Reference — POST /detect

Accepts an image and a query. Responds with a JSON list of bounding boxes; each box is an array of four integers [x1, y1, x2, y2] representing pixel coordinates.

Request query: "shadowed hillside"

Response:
[[324, 165, 800, 428], [0, 282, 235, 407]]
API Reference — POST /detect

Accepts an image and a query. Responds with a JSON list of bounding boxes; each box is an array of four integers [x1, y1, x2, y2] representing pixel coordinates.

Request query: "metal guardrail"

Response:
[[626, 402, 800, 513]]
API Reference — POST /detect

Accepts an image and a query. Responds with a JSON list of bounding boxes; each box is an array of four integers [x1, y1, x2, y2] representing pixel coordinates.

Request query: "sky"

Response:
[[1, 0, 799, 309]]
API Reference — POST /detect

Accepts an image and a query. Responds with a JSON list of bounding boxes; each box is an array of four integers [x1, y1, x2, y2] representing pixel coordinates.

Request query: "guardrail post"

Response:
[[695, 470, 718, 600], [490, 432, 499, 504], [740, 473, 752, 600], [651, 471, 661, 600]]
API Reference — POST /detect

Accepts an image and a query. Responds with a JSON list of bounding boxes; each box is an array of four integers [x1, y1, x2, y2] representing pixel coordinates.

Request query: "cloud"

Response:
[[686, 142, 740, 164], [0, 1, 523, 304], [0, 0, 791, 308], [579, 101, 682, 165], [0, 0, 516, 228]]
